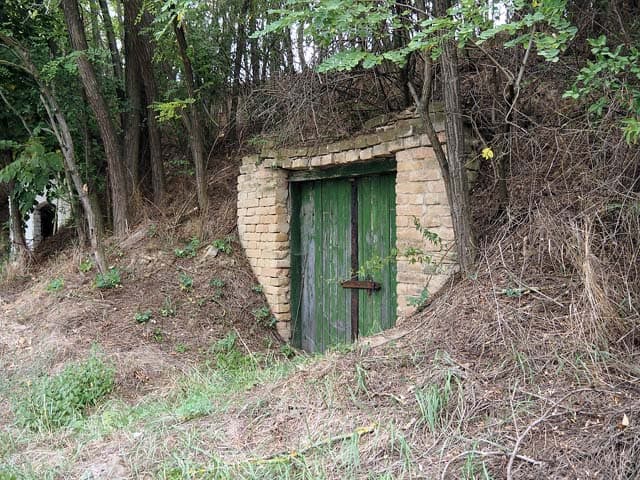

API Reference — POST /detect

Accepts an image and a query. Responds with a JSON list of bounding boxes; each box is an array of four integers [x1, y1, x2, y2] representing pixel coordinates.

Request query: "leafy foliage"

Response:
[[260, 0, 577, 73], [45, 277, 64, 292], [0, 138, 63, 217], [95, 268, 122, 289], [14, 353, 115, 431], [174, 236, 200, 258], [564, 35, 640, 144]]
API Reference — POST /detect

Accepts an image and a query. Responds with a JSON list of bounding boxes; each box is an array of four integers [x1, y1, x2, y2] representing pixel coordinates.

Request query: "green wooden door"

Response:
[[291, 169, 396, 352]]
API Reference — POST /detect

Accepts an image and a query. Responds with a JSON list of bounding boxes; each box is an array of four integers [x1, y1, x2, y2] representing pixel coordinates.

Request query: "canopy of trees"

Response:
[[1, 0, 638, 275]]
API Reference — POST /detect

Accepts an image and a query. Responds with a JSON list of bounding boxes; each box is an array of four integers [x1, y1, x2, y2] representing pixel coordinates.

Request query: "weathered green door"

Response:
[[291, 163, 397, 352]]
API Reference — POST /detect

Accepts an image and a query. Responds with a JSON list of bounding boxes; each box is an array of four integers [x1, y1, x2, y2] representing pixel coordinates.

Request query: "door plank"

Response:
[[358, 174, 397, 336]]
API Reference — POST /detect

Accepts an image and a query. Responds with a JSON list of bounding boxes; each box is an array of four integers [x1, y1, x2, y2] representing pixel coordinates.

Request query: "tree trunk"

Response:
[[8, 183, 29, 267], [138, 6, 165, 203], [173, 16, 208, 214], [123, 0, 165, 203], [61, 0, 129, 236], [296, 23, 307, 70], [434, 0, 475, 274], [123, 29, 142, 198], [123, 0, 142, 198], [229, 0, 250, 142], [88, 0, 103, 49], [97, 0, 123, 84], [249, 0, 261, 84], [284, 27, 295, 73]]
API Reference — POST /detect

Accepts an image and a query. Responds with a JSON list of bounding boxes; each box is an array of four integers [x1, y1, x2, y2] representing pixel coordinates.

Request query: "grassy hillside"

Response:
[[1, 146, 639, 479]]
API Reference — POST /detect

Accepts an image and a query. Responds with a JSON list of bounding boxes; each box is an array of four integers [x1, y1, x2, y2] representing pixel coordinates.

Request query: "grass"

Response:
[[0, 338, 313, 478]]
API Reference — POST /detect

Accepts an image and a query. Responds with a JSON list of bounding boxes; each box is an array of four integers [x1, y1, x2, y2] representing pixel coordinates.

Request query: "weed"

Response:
[[513, 349, 534, 383], [415, 370, 457, 434], [179, 272, 194, 292], [280, 343, 296, 358], [355, 363, 369, 396], [174, 237, 200, 258], [0, 431, 15, 459], [251, 284, 263, 293], [209, 278, 225, 299], [14, 352, 115, 431], [45, 277, 64, 292], [153, 329, 164, 342], [161, 296, 176, 317], [175, 343, 187, 353], [78, 258, 93, 273], [209, 278, 225, 288], [147, 223, 158, 238], [252, 305, 276, 328], [328, 342, 356, 354], [135, 310, 152, 324], [211, 332, 238, 354], [461, 448, 494, 480], [502, 287, 528, 298], [210, 332, 255, 373], [211, 238, 232, 254], [94, 268, 121, 289], [407, 287, 429, 308]]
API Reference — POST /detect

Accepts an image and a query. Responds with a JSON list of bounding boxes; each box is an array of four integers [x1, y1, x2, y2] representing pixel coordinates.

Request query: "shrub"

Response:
[[95, 268, 121, 289], [14, 353, 115, 431]]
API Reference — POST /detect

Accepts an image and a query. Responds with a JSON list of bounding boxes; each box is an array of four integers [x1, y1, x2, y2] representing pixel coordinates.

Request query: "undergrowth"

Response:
[[13, 352, 115, 431]]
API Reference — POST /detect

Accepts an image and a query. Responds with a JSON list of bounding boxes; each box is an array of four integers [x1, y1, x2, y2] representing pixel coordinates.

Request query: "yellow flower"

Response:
[[532, 0, 541, 7], [481, 147, 494, 160]]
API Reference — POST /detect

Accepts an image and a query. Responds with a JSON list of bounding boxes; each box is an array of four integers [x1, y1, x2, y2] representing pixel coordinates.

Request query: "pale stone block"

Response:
[[397, 182, 427, 195], [396, 204, 423, 217], [359, 147, 373, 160], [291, 157, 310, 169], [402, 135, 421, 149], [426, 181, 446, 194], [276, 321, 291, 340], [396, 193, 424, 206], [396, 149, 413, 162], [372, 142, 390, 157], [388, 139, 404, 153], [344, 149, 360, 163]]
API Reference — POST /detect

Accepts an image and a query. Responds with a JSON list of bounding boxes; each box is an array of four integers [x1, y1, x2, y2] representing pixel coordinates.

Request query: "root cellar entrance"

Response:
[[290, 160, 397, 352], [237, 111, 461, 351]]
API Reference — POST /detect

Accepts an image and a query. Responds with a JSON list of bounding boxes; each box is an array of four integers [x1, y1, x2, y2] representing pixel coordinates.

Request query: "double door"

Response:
[[291, 168, 397, 352]]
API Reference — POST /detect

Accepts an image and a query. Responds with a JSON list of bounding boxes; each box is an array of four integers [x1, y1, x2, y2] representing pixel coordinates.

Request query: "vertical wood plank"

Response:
[[358, 174, 397, 336]]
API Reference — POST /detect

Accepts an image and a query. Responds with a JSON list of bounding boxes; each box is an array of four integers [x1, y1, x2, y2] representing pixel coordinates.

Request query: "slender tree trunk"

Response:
[[173, 16, 208, 214], [123, 0, 165, 203], [123, 0, 142, 198], [296, 23, 307, 70], [123, 31, 142, 198], [44, 93, 108, 273], [249, 0, 261, 83], [88, 0, 103, 49], [284, 27, 295, 73], [62, 0, 129, 236], [138, 7, 165, 203], [8, 183, 28, 266], [97, 0, 123, 84], [229, 0, 250, 142], [434, 0, 475, 274]]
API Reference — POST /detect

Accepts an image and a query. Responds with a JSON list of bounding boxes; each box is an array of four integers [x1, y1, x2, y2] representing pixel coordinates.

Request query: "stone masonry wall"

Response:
[[238, 112, 459, 340]]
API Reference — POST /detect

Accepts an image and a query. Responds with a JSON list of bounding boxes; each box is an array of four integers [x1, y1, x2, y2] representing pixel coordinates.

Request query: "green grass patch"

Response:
[[13, 352, 115, 431]]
